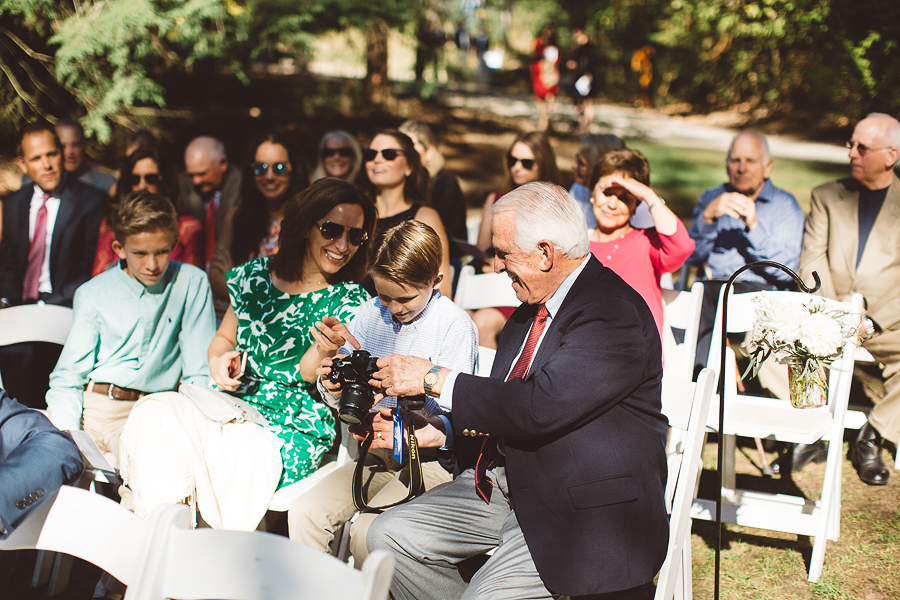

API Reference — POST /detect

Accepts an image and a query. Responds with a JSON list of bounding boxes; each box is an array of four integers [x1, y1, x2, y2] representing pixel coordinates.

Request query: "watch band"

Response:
[[423, 365, 442, 396]]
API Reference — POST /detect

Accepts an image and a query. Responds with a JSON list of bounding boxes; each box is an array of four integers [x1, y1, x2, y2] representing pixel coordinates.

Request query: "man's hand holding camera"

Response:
[[348, 406, 448, 451], [374, 354, 450, 399]]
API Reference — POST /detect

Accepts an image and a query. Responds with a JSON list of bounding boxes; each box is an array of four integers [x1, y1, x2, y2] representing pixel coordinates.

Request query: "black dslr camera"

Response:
[[328, 350, 380, 424]]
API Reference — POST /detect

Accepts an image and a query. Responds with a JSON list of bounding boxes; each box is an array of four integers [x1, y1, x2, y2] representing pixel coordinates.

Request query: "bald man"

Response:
[[800, 113, 900, 485]]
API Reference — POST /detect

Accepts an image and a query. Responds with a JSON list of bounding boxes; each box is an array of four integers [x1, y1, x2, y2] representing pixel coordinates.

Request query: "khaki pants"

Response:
[[288, 449, 451, 566], [82, 389, 137, 470], [861, 328, 900, 445]]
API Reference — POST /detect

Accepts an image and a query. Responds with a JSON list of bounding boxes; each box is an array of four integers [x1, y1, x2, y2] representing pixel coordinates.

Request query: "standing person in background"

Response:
[[473, 131, 560, 349], [311, 130, 363, 184], [208, 132, 308, 315], [94, 147, 203, 275], [532, 26, 560, 131], [20, 119, 116, 195], [564, 29, 599, 136], [363, 129, 452, 298], [398, 121, 467, 244]]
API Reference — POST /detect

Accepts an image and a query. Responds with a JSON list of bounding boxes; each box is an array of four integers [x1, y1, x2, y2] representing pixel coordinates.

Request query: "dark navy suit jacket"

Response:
[[451, 255, 669, 596], [0, 178, 106, 306], [0, 388, 84, 538]]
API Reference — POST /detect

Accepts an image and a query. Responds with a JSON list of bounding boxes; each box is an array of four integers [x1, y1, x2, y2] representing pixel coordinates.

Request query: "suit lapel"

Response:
[[835, 183, 860, 280], [50, 185, 77, 270], [491, 305, 535, 380], [857, 175, 900, 277]]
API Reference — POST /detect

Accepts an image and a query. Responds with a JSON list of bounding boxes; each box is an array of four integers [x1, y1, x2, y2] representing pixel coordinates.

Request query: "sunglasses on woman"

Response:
[[125, 173, 161, 187], [316, 221, 368, 246], [507, 155, 536, 170], [323, 147, 354, 159], [252, 162, 290, 177], [362, 148, 404, 162]]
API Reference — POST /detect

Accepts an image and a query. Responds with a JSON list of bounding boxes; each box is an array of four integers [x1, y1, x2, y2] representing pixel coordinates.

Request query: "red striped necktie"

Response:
[[22, 193, 51, 302], [474, 303, 549, 504]]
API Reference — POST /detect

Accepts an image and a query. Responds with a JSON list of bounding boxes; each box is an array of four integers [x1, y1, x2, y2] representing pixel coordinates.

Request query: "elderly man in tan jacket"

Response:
[[799, 112, 900, 486]]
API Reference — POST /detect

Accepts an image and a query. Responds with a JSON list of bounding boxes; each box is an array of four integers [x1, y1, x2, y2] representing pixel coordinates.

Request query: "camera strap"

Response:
[[352, 405, 425, 513]]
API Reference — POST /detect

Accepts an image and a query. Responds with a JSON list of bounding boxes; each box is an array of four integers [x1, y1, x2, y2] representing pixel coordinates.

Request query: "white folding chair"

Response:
[[454, 264, 519, 310], [0, 304, 73, 389], [661, 282, 704, 378], [692, 289, 863, 582], [655, 369, 715, 600]]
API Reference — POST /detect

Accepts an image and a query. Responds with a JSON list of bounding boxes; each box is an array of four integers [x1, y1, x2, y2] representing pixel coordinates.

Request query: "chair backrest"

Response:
[[454, 265, 520, 310], [476, 345, 496, 378], [655, 368, 715, 600], [661, 281, 704, 377], [0, 304, 73, 388]]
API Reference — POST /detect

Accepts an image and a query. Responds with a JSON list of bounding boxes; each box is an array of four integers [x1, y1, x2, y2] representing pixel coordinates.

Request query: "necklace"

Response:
[[593, 230, 628, 262]]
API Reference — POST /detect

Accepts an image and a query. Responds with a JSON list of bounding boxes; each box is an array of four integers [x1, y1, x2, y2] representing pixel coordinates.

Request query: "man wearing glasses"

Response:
[[179, 136, 242, 268], [800, 113, 900, 486]]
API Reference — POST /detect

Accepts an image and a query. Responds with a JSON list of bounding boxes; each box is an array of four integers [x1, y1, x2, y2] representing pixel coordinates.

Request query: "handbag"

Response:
[[178, 383, 269, 427]]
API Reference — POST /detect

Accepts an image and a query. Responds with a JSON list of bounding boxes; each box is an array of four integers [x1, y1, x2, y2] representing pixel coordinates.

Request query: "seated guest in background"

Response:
[[398, 120, 467, 245], [120, 179, 374, 531], [588, 149, 694, 347], [363, 129, 452, 298], [688, 131, 805, 375], [311, 130, 363, 184], [472, 131, 560, 349], [45, 191, 215, 470], [179, 136, 242, 268], [0, 387, 84, 540], [20, 119, 115, 195], [93, 147, 203, 275], [0, 122, 106, 408], [208, 131, 307, 317], [569, 133, 625, 229], [123, 129, 158, 158], [289, 220, 477, 564], [367, 182, 668, 600], [799, 113, 900, 484]]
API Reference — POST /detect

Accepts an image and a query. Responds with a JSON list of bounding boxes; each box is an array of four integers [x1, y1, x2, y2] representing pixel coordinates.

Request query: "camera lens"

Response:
[[339, 384, 375, 424]]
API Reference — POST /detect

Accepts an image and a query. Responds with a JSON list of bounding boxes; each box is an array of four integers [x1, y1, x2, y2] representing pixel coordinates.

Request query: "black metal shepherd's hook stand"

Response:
[[712, 261, 820, 600]]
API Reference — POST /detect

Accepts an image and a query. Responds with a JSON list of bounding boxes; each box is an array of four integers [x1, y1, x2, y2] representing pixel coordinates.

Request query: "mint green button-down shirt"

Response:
[[46, 261, 216, 431]]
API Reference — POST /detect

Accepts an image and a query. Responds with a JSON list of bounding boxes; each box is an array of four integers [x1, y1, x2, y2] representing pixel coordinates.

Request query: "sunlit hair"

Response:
[[363, 129, 430, 205], [111, 190, 178, 245], [398, 120, 445, 175], [866, 112, 900, 167], [311, 130, 363, 183], [726, 131, 771, 165], [269, 178, 376, 284], [504, 131, 561, 191], [369, 220, 442, 289], [589, 149, 651, 189], [16, 121, 60, 158], [492, 181, 588, 259]]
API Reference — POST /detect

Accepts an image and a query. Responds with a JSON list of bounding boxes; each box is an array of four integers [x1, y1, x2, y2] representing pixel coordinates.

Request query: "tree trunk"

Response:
[[364, 20, 391, 107]]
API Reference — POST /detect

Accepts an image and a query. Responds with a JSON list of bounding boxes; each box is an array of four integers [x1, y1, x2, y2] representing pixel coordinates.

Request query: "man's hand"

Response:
[[349, 406, 447, 450], [702, 192, 758, 229], [373, 355, 437, 397]]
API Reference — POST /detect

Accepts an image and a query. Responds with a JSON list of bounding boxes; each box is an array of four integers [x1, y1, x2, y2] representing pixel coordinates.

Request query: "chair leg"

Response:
[[722, 434, 737, 493]]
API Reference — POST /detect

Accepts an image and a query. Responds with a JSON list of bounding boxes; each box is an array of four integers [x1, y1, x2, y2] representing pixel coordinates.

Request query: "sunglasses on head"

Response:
[[323, 147, 354, 159], [126, 173, 161, 188], [507, 155, 536, 170], [363, 148, 404, 162], [845, 140, 894, 157], [252, 162, 290, 177], [316, 221, 368, 246]]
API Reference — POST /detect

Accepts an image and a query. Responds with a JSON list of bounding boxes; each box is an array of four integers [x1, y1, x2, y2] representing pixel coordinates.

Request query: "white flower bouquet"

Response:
[[743, 294, 859, 408]]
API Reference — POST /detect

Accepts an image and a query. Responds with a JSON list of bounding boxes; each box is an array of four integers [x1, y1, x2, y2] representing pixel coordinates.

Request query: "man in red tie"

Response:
[[368, 182, 668, 600], [0, 122, 106, 407]]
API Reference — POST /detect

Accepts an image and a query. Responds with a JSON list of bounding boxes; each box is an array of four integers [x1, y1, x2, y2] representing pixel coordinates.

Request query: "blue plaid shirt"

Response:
[[318, 291, 478, 415]]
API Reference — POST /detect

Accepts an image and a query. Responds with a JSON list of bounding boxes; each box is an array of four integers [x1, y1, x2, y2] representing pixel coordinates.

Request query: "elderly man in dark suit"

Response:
[[368, 182, 668, 599], [0, 122, 106, 407], [0, 387, 83, 540]]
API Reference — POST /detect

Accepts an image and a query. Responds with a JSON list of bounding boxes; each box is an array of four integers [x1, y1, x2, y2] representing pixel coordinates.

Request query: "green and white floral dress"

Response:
[[227, 257, 368, 488]]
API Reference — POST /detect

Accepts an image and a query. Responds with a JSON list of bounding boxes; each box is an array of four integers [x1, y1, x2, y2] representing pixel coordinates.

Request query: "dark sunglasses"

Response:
[[845, 140, 893, 157], [507, 155, 536, 170], [252, 162, 290, 177], [126, 173, 161, 188], [363, 148, 404, 162], [316, 221, 368, 246], [322, 147, 354, 159]]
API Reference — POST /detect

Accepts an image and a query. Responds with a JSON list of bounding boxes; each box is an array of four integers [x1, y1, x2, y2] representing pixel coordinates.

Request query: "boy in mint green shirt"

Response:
[[46, 190, 215, 467]]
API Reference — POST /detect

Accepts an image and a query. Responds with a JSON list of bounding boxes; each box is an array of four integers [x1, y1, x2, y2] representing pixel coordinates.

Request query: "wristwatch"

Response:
[[423, 366, 442, 396]]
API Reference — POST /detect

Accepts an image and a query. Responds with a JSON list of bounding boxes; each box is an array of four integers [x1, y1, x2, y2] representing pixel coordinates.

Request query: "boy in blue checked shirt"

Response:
[[291, 220, 477, 563]]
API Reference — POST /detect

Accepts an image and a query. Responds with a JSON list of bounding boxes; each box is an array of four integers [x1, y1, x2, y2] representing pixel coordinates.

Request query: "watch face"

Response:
[[424, 372, 438, 386]]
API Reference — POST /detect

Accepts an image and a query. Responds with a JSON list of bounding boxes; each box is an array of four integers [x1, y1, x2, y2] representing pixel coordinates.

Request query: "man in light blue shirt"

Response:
[[46, 191, 215, 468]]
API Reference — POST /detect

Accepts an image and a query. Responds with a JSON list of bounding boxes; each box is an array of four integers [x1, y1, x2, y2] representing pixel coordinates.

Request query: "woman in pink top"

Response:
[[588, 150, 694, 343]]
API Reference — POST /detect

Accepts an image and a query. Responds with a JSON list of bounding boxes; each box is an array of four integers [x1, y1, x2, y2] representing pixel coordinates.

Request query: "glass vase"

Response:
[[787, 361, 828, 409]]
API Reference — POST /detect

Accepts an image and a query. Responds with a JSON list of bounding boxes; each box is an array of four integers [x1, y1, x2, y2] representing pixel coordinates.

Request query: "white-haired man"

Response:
[[367, 182, 668, 599], [800, 113, 900, 486]]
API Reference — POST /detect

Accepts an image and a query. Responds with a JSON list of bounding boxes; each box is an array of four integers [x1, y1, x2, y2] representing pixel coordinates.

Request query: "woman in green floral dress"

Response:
[[209, 178, 376, 488]]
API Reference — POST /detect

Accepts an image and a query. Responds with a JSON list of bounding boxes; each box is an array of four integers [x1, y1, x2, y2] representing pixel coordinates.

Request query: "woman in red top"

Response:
[[588, 149, 694, 346]]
